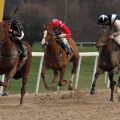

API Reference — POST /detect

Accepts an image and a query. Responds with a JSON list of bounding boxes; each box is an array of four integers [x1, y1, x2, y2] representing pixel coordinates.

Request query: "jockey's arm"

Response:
[[111, 20, 120, 37], [60, 25, 71, 39], [12, 30, 22, 37], [10, 21, 23, 38]]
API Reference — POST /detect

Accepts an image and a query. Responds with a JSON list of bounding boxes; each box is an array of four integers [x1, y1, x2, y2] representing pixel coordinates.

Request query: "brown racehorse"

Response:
[[0, 22, 32, 104], [90, 28, 120, 101], [41, 26, 79, 90]]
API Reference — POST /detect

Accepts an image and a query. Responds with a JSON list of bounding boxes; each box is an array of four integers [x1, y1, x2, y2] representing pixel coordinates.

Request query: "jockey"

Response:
[[3, 15, 25, 59], [97, 14, 120, 45], [49, 19, 72, 55]]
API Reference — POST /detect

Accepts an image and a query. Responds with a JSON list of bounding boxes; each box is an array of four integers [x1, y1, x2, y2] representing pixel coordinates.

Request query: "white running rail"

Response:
[[0, 52, 109, 94], [33, 52, 100, 93]]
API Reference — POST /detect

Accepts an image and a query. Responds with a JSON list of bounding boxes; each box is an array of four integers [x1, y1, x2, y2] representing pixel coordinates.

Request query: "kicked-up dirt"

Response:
[[0, 89, 120, 120]]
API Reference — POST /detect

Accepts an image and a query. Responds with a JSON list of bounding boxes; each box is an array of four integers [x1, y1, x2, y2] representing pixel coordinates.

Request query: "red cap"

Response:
[[52, 19, 62, 27]]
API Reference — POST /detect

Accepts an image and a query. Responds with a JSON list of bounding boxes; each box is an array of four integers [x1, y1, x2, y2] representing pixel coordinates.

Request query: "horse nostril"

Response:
[[43, 43, 46, 48], [95, 43, 98, 47], [95, 43, 100, 49]]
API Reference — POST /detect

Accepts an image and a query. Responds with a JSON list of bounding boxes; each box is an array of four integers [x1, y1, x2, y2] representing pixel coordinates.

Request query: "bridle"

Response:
[[42, 29, 64, 58], [101, 38, 113, 47], [96, 27, 113, 48]]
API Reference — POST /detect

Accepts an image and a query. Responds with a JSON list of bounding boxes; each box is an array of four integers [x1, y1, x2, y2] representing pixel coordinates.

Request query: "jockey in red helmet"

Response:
[[49, 19, 72, 55]]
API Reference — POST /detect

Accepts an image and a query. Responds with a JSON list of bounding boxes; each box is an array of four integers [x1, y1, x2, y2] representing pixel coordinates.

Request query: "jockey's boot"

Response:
[[65, 44, 72, 55], [59, 39, 72, 55], [16, 40, 25, 59]]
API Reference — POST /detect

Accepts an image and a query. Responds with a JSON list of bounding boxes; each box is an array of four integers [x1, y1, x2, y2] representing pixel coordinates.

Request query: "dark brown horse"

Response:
[[90, 28, 120, 101], [41, 26, 79, 90], [0, 22, 32, 104]]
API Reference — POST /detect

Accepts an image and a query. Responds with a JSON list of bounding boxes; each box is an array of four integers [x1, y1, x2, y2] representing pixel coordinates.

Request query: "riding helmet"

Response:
[[52, 19, 62, 27], [97, 15, 109, 25]]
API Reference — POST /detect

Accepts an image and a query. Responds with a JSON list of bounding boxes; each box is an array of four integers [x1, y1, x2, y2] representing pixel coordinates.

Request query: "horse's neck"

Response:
[[102, 41, 117, 54], [0, 39, 18, 56], [46, 40, 61, 55]]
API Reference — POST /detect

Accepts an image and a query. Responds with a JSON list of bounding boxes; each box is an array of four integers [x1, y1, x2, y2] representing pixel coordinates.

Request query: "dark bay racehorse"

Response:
[[41, 26, 79, 90], [90, 29, 120, 101], [0, 22, 32, 104]]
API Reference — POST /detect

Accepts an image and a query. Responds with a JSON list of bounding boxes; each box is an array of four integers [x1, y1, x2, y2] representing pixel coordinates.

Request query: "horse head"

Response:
[[41, 25, 56, 48], [96, 29, 111, 49], [0, 22, 10, 44]]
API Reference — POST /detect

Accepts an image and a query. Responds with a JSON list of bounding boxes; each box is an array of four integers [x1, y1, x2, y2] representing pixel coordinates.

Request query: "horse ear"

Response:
[[43, 24, 48, 29]]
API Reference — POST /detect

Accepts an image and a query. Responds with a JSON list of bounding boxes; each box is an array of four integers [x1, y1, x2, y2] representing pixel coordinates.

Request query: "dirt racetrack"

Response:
[[0, 89, 120, 120]]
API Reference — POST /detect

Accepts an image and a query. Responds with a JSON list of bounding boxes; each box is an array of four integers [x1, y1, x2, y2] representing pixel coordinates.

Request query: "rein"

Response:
[[44, 35, 64, 58], [103, 39, 113, 47]]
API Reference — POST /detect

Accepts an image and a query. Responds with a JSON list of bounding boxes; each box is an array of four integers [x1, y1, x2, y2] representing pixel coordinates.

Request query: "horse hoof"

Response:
[[68, 83, 74, 90], [1, 93, 8, 96], [110, 99, 114, 102], [118, 96, 120, 101], [62, 80, 67, 86], [90, 89, 95, 95], [115, 87, 120, 93], [58, 82, 62, 87], [51, 86, 57, 91], [58, 80, 67, 87], [45, 86, 50, 90]]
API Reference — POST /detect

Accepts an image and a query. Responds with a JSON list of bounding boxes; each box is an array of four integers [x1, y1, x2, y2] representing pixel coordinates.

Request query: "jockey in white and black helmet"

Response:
[[97, 14, 120, 45]]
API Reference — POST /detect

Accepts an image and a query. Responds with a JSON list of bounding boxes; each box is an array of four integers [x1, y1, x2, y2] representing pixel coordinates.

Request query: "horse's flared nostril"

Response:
[[95, 43, 100, 50], [42, 43, 47, 48], [95, 43, 98, 47]]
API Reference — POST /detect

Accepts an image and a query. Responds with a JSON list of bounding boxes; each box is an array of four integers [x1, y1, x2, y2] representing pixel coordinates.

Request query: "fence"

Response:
[[34, 52, 104, 93], [0, 52, 110, 94], [77, 42, 96, 46]]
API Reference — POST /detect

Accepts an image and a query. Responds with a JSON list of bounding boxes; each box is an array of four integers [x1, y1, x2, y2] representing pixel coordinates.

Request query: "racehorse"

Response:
[[41, 26, 79, 90], [0, 22, 32, 104], [90, 28, 120, 101]]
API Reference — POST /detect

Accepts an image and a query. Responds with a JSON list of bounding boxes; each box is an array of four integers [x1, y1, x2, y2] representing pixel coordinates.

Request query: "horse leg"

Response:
[[115, 77, 120, 93], [90, 68, 105, 95], [51, 70, 58, 90], [108, 72, 115, 102], [58, 67, 67, 87], [20, 63, 31, 104], [41, 64, 50, 90], [3, 67, 17, 96], [0, 80, 6, 87], [117, 78, 120, 100], [68, 59, 78, 90]]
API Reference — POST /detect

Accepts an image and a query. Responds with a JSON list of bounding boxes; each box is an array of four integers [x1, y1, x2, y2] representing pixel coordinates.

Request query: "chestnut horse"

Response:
[[0, 22, 32, 104], [90, 28, 120, 101], [41, 26, 79, 90]]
